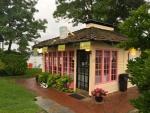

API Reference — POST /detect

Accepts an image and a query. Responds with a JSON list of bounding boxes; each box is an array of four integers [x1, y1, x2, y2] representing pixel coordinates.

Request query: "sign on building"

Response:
[[42, 47, 48, 53], [58, 45, 65, 51], [80, 41, 91, 50]]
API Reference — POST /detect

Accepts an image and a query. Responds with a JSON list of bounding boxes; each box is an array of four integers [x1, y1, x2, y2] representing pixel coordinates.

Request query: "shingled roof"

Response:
[[33, 27, 127, 48]]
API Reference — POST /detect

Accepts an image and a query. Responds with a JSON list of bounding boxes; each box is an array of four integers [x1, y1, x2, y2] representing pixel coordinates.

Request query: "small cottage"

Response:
[[33, 20, 139, 95]]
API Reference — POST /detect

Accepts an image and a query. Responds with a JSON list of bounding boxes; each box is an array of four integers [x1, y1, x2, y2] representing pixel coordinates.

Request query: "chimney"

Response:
[[85, 20, 114, 31]]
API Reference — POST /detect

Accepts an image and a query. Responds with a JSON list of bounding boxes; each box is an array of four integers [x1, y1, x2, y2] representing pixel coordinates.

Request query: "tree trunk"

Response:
[[7, 40, 12, 53]]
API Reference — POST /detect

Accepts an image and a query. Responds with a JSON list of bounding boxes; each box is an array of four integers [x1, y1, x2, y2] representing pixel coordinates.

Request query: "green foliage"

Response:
[[130, 90, 150, 113], [53, 0, 145, 26], [0, 78, 44, 112], [47, 73, 61, 87], [0, 0, 47, 53], [38, 72, 51, 83], [118, 4, 150, 51], [46, 74, 53, 86], [118, 4, 150, 112], [24, 68, 42, 78], [4, 50, 30, 60], [57, 75, 73, 92], [0, 59, 5, 71], [0, 50, 5, 71], [39, 72, 73, 92], [2, 54, 27, 76], [127, 55, 150, 93]]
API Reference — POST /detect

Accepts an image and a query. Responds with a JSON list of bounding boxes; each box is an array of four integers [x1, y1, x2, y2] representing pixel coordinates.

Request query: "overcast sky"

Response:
[[34, 0, 85, 41], [5, 0, 85, 50]]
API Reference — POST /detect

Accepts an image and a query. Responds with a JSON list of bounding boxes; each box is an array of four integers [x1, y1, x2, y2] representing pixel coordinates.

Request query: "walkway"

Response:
[[15, 78, 139, 113]]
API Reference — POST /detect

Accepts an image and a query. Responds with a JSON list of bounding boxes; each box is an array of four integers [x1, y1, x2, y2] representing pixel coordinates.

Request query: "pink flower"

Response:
[[96, 93, 100, 97], [105, 91, 108, 93], [91, 88, 108, 98]]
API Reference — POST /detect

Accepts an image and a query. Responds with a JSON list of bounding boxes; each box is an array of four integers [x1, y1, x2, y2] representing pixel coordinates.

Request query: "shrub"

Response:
[[46, 74, 53, 86], [3, 54, 27, 76], [57, 75, 73, 92], [0, 59, 5, 71], [0, 50, 5, 72], [38, 72, 50, 83], [47, 73, 61, 88]]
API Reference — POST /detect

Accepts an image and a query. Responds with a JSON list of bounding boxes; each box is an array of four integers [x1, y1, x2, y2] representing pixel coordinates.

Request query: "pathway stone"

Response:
[[35, 96, 74, 113]]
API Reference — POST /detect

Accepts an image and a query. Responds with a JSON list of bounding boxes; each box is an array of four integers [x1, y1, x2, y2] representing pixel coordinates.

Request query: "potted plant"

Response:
[[91, 88, 108, 102], [35, 74, 40, 82]]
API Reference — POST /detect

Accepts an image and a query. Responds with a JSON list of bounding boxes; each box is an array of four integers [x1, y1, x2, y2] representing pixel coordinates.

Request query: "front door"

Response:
[[76, 50, 90, 91]]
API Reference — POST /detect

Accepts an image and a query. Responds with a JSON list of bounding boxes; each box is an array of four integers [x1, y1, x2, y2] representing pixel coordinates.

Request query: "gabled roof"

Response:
[[33, 27, 127, 48]]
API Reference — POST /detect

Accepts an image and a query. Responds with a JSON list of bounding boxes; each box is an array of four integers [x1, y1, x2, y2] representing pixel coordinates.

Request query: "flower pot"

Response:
[[35, 74, 39, 82], [95, 97, 103, 102]]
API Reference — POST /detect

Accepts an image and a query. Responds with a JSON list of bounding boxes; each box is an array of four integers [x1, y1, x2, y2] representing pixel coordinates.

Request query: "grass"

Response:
[[0, 78, 45, 113], [23, 68, 42, 78], [0, 68, 44, 113], [0, 68, 42, 78]]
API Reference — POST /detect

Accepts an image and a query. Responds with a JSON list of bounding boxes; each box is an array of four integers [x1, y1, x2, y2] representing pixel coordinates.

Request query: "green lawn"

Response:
[[0, 68, 45, 113], [23, 68, 42, 78]]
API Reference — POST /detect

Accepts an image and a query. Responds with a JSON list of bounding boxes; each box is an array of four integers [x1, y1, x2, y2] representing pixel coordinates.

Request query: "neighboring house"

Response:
[[27, 54, 42, 68], [33, 20, 140, 95]]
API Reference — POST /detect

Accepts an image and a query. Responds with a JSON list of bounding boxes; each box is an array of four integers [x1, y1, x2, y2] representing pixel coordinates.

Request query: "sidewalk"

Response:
[[15, 78, 139, 113]]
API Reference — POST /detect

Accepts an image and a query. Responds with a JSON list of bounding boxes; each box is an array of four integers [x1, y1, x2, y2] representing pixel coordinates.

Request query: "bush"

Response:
[[130, 91, 150, 113], [0, 50, 5, 72], [127, 51, 150, 112], [0, 59, 5, 71], [3, 54, 27, 76], [57, 75, 73, 92], [38, 72, 50, 83], [47, 73, 61, 88]]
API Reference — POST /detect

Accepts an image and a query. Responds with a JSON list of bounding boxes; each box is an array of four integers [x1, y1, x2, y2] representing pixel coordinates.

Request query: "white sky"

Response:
[[5, 0, 85, 50], [34, 0, 85, 41]]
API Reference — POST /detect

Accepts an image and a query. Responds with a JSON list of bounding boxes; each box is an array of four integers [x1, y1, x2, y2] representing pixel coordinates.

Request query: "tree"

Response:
[[53, 0, 146, 26], [118, 5, 150, 112], [0, 0, 47, 53], [118, 4, 150, 51]]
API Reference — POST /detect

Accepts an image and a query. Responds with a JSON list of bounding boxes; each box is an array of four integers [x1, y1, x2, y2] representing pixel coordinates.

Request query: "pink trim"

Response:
[[56, 51, 58, 73], [44, 50, 75, 88], [67, 51, 70, 74], [49, 52, 52, 73], [95, 49, 118, 84], [44, 53, 49, 72], [52, 52, 54, 74]]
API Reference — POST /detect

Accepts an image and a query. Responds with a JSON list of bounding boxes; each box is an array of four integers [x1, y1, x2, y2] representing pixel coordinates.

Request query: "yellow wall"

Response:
[[89, 42, 135, 94]]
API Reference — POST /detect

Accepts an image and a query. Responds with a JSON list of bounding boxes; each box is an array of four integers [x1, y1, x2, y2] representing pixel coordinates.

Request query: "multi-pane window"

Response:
[[44, 51, 74, 76], [63, 51, 68, 75], [49, 52, 52, 73], [111, 51, 117, 80], [104, 51, 110, 82], [53, 52, 57, 74], [95, 50, 102, 83], [95, 50, 118, 84], [57, 52, 62, 75], [45, 53, 49, 72], [69, 51, 74, 79]]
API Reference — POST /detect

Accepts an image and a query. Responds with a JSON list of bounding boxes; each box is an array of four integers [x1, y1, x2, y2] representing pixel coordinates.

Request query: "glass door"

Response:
[[76, 50, 90, 91]]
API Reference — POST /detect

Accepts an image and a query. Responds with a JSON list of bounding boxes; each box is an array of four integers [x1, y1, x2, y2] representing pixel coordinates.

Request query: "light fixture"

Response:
[[85, 49, 90, 51], [37, 48, 42, 53], [130, 48, 136, 56]]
